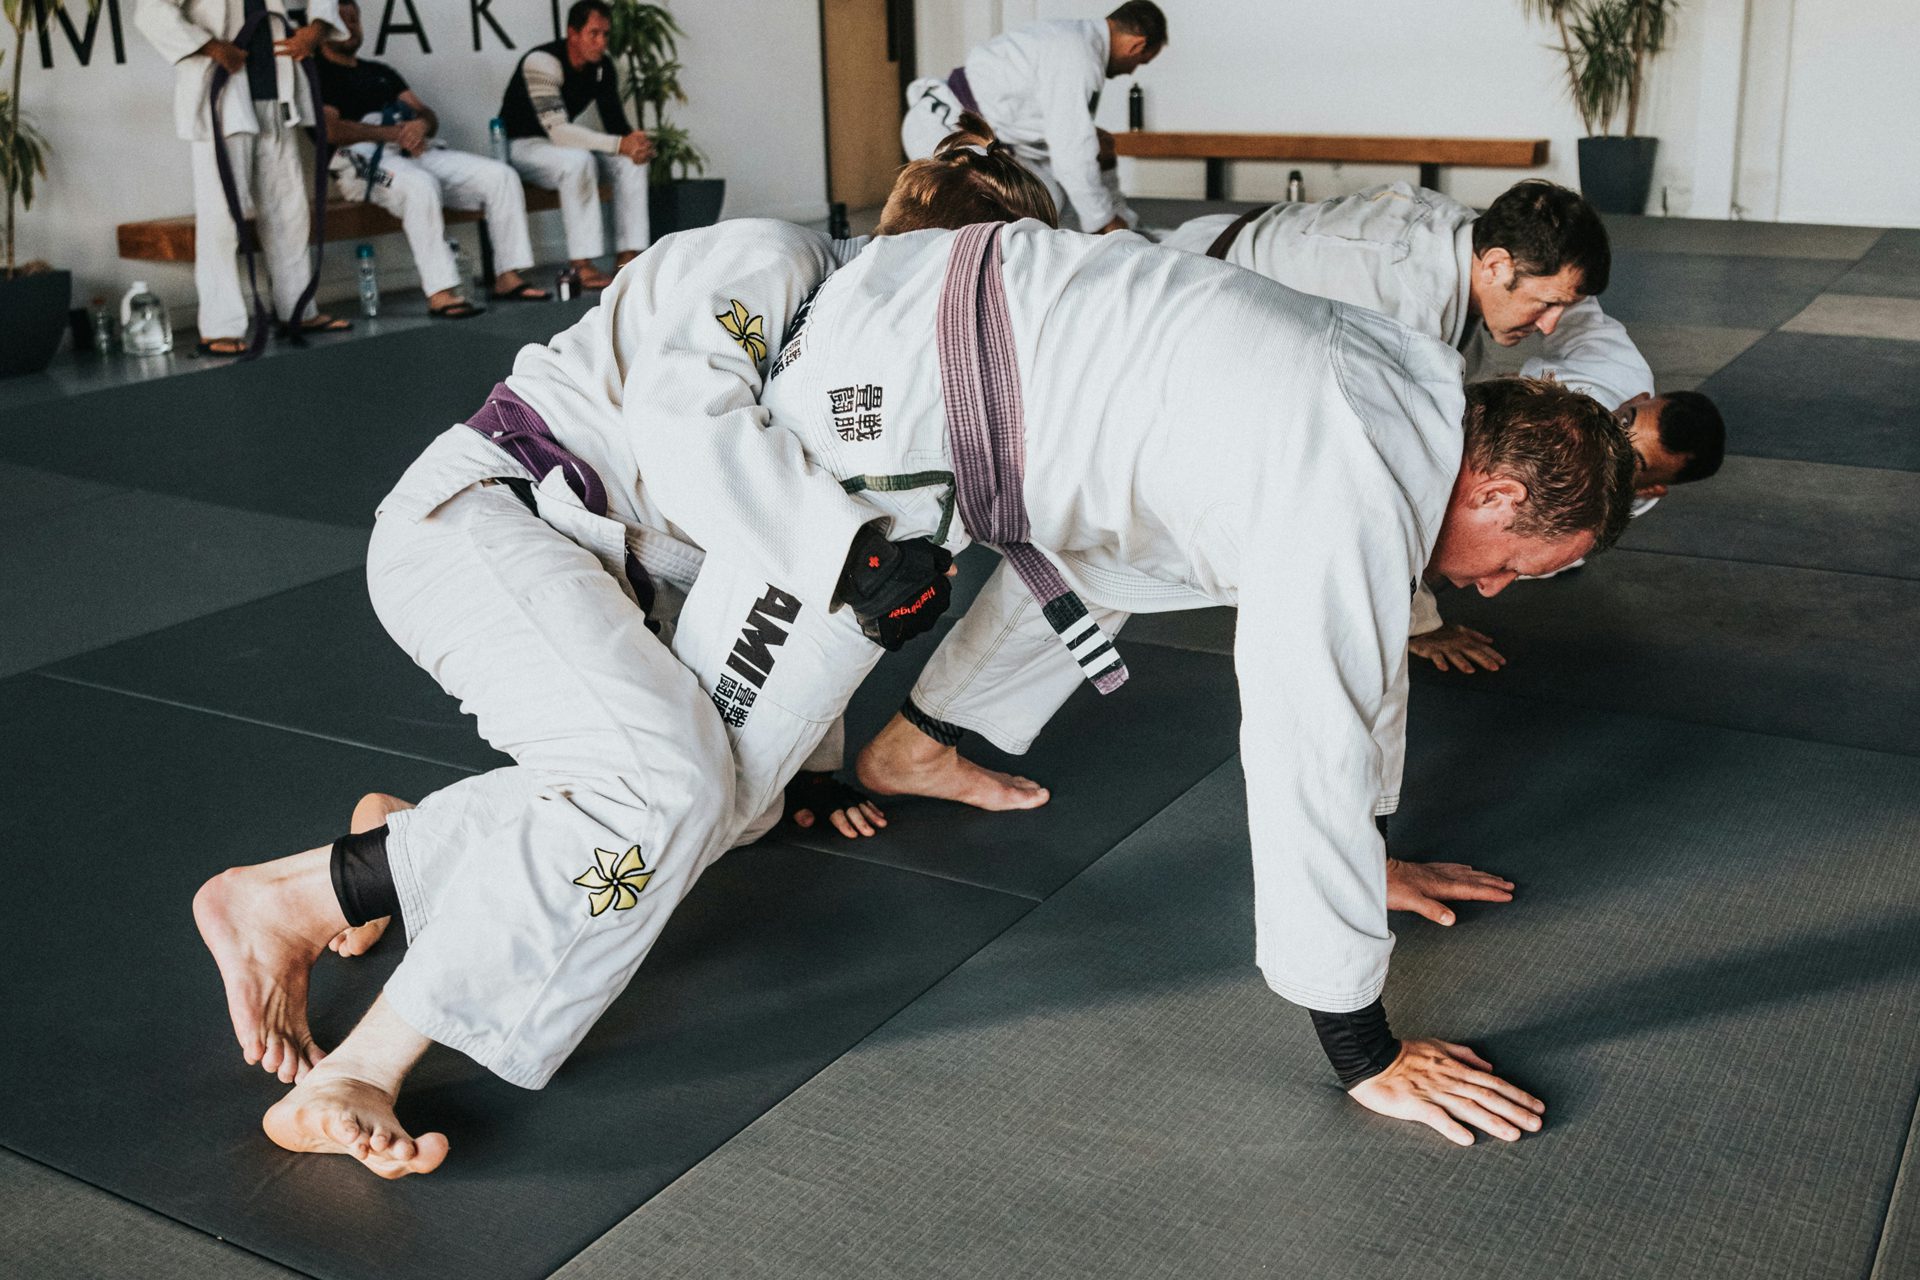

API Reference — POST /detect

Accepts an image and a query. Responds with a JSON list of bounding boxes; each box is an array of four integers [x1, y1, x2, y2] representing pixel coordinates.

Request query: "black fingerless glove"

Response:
[[1309, 997, 1401, 1090], [837, 524, 954, 651]]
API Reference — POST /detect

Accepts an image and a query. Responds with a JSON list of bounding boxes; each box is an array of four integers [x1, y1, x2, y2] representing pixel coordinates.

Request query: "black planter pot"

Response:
[[0, 268, 72, 378], [648, 178, 727, 239], [1577, 136, 1659, 215]]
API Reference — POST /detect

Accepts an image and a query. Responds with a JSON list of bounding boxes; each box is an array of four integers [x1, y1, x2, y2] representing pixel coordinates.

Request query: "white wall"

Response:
[[13, 0, 829, 322], [916, 0, 1917, 227]]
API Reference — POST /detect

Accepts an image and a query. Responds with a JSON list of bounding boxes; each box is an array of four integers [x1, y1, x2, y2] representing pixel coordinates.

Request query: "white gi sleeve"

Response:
[[620, 254, 876, 613], [135, 0, 220, 63], [1408, 580, 1443, 636], [1522, 297, 1654, 409], [1038, 50, 1114, 228], [1232, 489, 1399, 1012], [524, 51, 622, 154]]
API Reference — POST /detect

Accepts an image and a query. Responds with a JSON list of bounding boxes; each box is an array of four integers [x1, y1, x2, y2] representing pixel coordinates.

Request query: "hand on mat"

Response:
[[785, 771, 888, 839], [201, 38, 247, 73], [838, 526, 955, 651], [1386, 857, 1515, 926], [1408, 624, 1506, 674], [1349, 1038, 1544, 1146]]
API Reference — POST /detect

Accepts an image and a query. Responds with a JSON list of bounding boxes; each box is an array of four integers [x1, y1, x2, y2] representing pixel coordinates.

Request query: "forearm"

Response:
[[326, 117, 404, 145]]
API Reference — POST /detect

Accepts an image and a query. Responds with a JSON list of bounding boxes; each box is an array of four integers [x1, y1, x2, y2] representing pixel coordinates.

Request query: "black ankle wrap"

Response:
[[901, 697, 966, 748], [329, 825, 400, 929]]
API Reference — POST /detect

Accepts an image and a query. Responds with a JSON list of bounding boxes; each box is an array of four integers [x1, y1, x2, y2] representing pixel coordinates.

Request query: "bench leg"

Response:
[[477, 220, 497, 293], [1204, 158, 1227, 201], [1419, 162, 1441, 192]]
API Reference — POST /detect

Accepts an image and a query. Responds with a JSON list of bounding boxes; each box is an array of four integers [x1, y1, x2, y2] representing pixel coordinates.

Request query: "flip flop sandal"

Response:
[[294, 314, 353, 333], [489, 281, 551, 301], [782, 771, 876, 836], [429, 300, 485, 320], [195, 338, 248, 357]]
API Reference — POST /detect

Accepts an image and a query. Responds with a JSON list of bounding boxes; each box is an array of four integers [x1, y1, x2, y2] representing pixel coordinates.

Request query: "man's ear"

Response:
[[1475, 246, 1514, 289], [1475, 474, 1529, 514], [1114, 32, 1148, 58]]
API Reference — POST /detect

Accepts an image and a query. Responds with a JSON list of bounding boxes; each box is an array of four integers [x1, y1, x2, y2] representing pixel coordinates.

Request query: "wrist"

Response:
[[1308, 997, 1400, 1090]]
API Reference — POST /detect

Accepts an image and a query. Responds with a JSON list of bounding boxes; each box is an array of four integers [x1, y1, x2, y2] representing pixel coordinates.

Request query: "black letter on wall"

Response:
[[471, 0, 514, 50], [375, 0, 431, 55], [35, 0, 126, 68]]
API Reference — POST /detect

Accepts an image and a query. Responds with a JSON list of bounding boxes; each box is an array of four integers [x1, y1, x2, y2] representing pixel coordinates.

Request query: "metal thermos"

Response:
[[1128, 84, 1144, 131], [1286, 170, 1305, 202]]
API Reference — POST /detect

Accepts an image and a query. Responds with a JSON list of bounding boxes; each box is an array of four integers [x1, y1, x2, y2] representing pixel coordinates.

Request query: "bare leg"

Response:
[[192, 845, 348, 1083], [855, 712, 1051, 812], [263, 995, 447, 1179], [327, 793, 414, 957]]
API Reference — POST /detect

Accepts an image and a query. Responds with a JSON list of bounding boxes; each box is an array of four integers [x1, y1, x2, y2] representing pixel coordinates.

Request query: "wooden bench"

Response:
[[116, 184, 593, 286], [1111, 132, 1550, 200]]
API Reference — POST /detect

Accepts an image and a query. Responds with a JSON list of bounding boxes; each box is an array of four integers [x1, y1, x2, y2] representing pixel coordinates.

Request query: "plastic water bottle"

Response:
[[447, 237, 471, 290], [120, 281, 173, 356], [88, 296, 119, 354], [1285, 169, 1305, 202], [489, 117, 510, 166], [1128, 84, 1144, 131], [356, 243, 380, 317]]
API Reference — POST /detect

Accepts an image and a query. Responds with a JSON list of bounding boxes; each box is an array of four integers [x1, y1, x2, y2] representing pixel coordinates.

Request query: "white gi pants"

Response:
[[188, 102, 314, 340], [333, 146, 536, 297], [508, 136, 650, 260], [364, 429, 877, 1087]]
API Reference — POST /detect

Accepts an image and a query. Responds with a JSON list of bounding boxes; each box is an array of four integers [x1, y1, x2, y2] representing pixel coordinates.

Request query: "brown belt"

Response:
[[1205, 207, 1263, 259]]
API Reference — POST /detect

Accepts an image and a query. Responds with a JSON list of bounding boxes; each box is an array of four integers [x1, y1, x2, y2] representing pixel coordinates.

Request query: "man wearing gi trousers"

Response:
[[135, 0, 352, 354]]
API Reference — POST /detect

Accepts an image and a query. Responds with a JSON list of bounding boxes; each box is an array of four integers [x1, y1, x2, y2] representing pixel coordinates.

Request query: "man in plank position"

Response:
[[857, 180, 1723, 828]]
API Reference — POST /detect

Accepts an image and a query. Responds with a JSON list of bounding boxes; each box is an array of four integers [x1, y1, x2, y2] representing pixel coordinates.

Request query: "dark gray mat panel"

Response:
[[1624, 455, 1920, 579], [779, 632, 1242, 899], [49, 569, 509, 773], [1829, 228, 1920, 299], [1417, 548, 1920, 756], [0, 675, 1035, 1280], [2, 490, 367, 677], [555, 691, 1920, 1280], [0, 460, 128, 529], [1119, 604, 1235, 654], [0, 1149, 304, 1280], [1599, 215, 1882, 260], [1598, 251, 1852, 329], [1697, 330, 1920, 471], [0, 302, 584, 528]]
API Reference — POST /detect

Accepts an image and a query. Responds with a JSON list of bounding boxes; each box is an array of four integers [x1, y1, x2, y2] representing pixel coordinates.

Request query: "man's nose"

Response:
[[1534, 308, 1562, 336], [1477, 572, 1518, 597]]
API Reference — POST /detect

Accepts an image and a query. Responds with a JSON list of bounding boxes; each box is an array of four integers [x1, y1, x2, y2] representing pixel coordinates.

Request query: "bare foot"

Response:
[[327, 793, 415, 957], [193, 847, 348, 1083], [263, 1065, 448, 1179], [855, 712, 1050, 812]]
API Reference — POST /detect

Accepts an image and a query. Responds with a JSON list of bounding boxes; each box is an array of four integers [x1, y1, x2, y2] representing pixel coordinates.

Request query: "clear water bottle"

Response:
[[1285, 169, 1305, 202], [489, 117, 510, 166], [356, 243, 380, 317], [447, 237, 471, 291], [88, 296, 119, 354], [120, 281, 173, 356]]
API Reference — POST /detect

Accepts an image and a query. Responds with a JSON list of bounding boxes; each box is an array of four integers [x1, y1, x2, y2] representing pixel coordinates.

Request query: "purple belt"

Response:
[[466, 382, 655, 616], [946, 66, 981, 116], [936, 223, 1127, 696]]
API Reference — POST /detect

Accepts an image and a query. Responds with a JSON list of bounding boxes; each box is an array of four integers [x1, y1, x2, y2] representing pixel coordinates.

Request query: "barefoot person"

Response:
[[193, 126, 1058, 1176], [658, 224, 1634, 1141]]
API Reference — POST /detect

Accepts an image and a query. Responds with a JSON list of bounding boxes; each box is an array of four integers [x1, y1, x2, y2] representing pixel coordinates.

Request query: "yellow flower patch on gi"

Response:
[[717, 299, 768, 362], [572, 845, 655, 917]]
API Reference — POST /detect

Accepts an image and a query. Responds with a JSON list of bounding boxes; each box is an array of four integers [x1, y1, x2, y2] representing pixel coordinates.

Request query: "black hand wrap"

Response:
[[837, 524, 954, 651], [1308, 997, 1401, 1090], [783, 770, 873, 831]]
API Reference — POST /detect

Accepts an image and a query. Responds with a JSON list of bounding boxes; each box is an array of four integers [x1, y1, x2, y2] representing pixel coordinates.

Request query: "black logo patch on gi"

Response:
[[712, 584, 804, 727], [828, 384, 884, 442]]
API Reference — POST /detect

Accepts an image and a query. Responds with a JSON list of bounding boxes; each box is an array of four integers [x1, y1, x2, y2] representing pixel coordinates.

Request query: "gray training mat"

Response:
[[550, 687, 1920, 1280], [1596, 250, 1852, 330], [1694, 330, 1920, 471], [0, 674, 1034, 1280], [1827, 228, 1920, 299], [0, 302, 585, 528], [1417, 547, 1920, 757]]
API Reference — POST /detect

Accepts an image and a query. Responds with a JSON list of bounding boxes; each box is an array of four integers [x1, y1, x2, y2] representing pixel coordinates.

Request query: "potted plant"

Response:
[[608, 0, 724, 238], [1523, 0, 1676, 214], [1, 0, 94, 377]]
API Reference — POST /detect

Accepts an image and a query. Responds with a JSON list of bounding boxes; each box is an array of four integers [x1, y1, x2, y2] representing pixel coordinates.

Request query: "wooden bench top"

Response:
[[1112, 132, 1549, 168], [117, 185, 570, 263]]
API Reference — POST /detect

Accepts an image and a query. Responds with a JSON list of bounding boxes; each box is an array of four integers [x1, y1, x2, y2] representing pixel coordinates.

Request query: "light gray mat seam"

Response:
[[808, 840, 1051, 901], [0, 1142, 319, 1280], [33, 672, 487, 775], [1869, 1079, 1920, 1280]]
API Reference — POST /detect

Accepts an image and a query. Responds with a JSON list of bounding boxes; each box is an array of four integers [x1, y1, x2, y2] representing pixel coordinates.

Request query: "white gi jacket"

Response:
[[911, 20, 1114, 229], [1167, 182, 1656, 632], [135, 0, 340, 141], [756, 224, 1466, 1012]]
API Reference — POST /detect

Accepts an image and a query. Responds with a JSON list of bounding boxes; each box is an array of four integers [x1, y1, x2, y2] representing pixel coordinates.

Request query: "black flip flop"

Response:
[[429, 300, 485, 320], [195, 338, 248, 357], [489, 281, 551, 302]]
